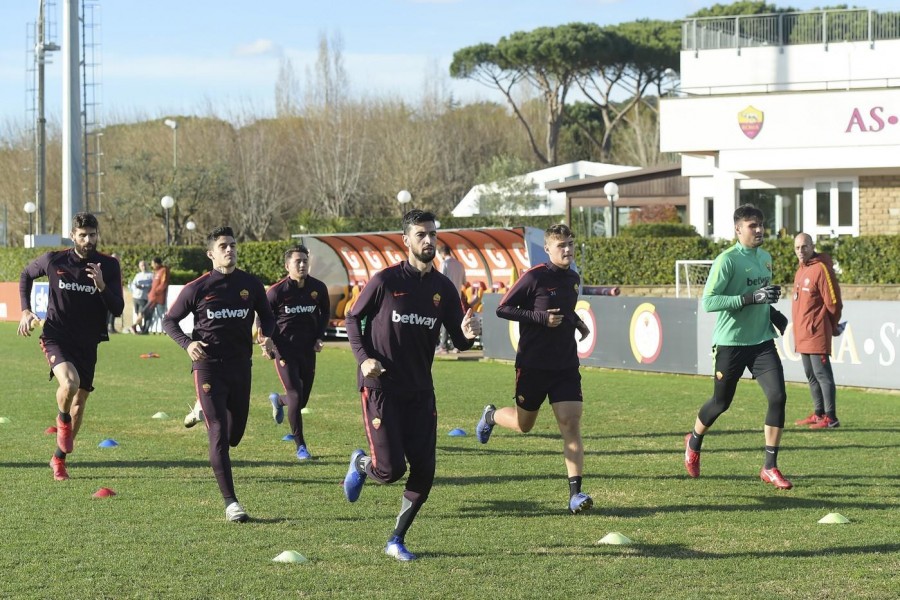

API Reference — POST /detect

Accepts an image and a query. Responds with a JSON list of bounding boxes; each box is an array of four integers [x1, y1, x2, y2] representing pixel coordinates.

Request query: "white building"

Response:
[[451, 160, 639, 217], [660, 8, 900, 240]]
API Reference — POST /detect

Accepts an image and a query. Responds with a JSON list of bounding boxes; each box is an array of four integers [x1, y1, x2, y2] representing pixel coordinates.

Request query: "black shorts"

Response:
[[713, 340, 781, 382], [514, 367, 582, 411], [40, 337, 98, 392]]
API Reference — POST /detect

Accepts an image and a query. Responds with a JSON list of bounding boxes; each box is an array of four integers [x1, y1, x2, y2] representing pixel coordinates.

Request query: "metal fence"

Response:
[[683, 9, 900, 51]]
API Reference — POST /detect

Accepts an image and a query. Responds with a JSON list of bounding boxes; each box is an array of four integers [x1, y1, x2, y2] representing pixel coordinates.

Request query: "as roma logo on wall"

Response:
[[738, 105, 764, 139]]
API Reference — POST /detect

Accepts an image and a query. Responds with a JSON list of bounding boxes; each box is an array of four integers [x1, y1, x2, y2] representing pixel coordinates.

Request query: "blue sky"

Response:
[[1, 0, 896, 124]]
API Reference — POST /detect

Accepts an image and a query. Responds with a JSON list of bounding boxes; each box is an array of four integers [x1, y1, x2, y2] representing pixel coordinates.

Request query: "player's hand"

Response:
[[314, 339, 324, 352], [834, 321, 847, 336], [576, 321, 590, 341], [360, 358, 385, 378], [187, 341, 209, 361], [259, 337, 274, 359], [461, 308, 481, 340], [86, 262, 105, 292], [17, 310, 36, 337], [742, 285, 781, 306], [546, 308, 564, 327]]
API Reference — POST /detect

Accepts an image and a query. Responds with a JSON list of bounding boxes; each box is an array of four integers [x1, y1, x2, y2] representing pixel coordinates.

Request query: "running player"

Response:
[[342, 209, 481, 561], [261, 244, 330, 460], [17, 212, 124, 481], [475, 223, 594, 514], [683, 204, 793, 489], [163, 226, 276, 522]]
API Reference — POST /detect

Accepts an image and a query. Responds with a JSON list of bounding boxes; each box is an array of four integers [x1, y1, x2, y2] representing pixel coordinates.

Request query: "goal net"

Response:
[[675, 260, 714, 299]]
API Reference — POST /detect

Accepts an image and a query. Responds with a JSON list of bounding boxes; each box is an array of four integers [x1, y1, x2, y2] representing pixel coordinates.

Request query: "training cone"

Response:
[[45, 426, 57, 434], [151, 412, 169, 419], [818, 512, 850, 524], [282, 434, 295, 442], [98, 438, 119, 448], [597, 532, 633, 545], [0, 417, 10, 424], [93, 487, 116, 498], [300, 407, 311, 415], [448, 428, 467, 437], [272, 550, 307, 564], [139, 352, 161, 359]]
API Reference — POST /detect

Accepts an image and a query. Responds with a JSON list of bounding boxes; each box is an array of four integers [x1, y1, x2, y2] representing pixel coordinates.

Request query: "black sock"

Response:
[[485, 407, 495, 426], [764, 445, 779, 470], [224, 496, 238, 507], [689, 429, 704, 452], [54, 448, 67, 460], [356, 454, 371, 474], [392, 493, 424, 541], [568, 476, 582, 498], [58, 411, 72, 424]]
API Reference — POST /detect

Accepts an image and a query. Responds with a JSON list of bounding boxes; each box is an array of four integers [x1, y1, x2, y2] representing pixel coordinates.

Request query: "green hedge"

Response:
[[5, 234, 898, 287]]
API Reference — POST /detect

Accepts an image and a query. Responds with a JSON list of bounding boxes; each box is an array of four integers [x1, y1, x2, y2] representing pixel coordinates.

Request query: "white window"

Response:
[[805, 178, 858, 239]]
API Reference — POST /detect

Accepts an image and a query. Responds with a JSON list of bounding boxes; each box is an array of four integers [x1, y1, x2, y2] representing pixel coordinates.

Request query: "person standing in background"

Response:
[[141, 257, 170, 333], [792, 233, 844, 429], [437, 244, 466, 354], [129, 260, 153, 333]]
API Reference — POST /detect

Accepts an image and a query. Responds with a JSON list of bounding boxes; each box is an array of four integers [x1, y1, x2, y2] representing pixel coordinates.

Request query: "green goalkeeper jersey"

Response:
[[702, 241, 777, 347]]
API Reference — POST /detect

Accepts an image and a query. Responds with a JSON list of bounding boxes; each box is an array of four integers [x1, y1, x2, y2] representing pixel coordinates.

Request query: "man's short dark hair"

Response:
[[72, 212, 98, 231], [402, 209, 436, 235], [207, 226, 235, 249], [733, 204, 764, 224], [545, 223, 573, 242], [152, 256, 163, 266], [284, 244, 309, 263], [439, 244, 452, 256]]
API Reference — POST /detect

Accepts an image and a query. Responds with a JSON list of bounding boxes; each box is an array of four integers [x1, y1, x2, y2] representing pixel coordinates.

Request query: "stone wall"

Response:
[[859, 175, 900, 235]]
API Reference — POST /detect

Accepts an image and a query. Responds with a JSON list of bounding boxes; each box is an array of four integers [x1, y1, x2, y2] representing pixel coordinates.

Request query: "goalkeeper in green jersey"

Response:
[[683, 204, 793, 490]]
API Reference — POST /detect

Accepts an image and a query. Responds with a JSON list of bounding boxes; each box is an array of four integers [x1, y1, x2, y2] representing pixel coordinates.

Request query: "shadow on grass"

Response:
[[576, 541, 900, 560]]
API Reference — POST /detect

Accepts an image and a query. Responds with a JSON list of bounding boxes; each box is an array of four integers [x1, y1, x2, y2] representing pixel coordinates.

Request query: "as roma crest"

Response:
[[738, 106, 764, 139], [433, 293, 441, 307], [240, 289, 250, 301], [202, 383, 212, 393], [371, 417, 382, 430]]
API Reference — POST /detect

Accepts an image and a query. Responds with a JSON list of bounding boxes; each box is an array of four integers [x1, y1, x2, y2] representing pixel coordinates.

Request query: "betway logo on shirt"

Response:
[[746, 276, 771, 287], [284, 305, 316, 314], [58, 279, 96, 294], [392, 310, 437, 329], [207, 307, 250, 320]]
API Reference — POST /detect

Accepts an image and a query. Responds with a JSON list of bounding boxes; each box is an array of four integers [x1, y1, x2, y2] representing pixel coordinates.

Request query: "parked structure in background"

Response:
[[660, 8, 900, 241]]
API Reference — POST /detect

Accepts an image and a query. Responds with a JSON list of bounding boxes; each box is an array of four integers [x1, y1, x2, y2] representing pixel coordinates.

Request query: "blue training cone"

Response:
[[98, 438, 119, 448], [448, 428, 467, 437], [282, 434, 295, 442]]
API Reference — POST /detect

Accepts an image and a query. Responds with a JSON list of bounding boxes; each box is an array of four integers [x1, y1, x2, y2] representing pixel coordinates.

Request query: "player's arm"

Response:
[[97, 258, 125, 316], [162, 285, 195, 350], [345, 278, 383, 374], [574, 314, 590, 340], [315, 281, 330, 349], [254, 280, 277, 340], [445, 281, 478, 351], [496, 275, 547, 325], [17, 256, 49, 337]]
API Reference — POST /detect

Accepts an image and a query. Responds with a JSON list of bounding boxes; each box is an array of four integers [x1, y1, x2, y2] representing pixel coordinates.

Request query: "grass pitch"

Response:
[[0, 322, 897, 599]]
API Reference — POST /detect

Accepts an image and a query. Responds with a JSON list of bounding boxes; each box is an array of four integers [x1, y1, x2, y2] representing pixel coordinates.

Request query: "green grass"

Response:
[[0, 321, 897, 599]]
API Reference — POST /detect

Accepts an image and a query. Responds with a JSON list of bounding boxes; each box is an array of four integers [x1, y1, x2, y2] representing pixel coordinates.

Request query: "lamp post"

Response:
[[161, 195, 175, 246], [603, 181, 619, 238], [185, 219, 196, 245], [396, 189, 411, 215], [163, 118, 178, 171], [24, 201, 36, 247]]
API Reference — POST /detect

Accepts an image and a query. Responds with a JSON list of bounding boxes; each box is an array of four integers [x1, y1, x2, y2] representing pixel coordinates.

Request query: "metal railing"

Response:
[[683, 9, 900, 51]]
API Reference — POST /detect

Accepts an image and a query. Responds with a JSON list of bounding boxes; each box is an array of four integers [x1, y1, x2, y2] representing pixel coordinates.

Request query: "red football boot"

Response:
[[810, 415, 840, 429], [50, 456, 69, 481], [684, 433, 700, 478], [794, 413, 822, 426], [55, 416, 73, 454], [760, 467, 793, 490]]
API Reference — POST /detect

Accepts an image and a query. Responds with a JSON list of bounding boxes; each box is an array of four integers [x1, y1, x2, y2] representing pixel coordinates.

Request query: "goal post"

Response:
[[675, 260, 714, 299]]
